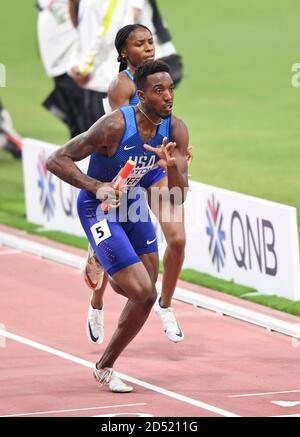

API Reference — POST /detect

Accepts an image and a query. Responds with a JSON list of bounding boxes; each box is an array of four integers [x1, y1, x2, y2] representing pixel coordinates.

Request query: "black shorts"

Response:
[[83, 89, 107, 128], [43, 73, 88, 138]]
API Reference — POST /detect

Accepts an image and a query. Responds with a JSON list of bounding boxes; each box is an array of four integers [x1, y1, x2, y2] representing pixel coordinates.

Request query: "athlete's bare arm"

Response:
[[144, 115, 189, 204], [46, 111, 124, 197], [166, 116, 189, 202], [108, 73, 136, 110], [170, 115, 189, 178]]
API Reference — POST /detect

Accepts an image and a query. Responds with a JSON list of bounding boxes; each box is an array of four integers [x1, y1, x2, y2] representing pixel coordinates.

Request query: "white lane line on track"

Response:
[[229, 389, 300, 398], [1, 403, 146, 418], [0, 328, 239, 417]]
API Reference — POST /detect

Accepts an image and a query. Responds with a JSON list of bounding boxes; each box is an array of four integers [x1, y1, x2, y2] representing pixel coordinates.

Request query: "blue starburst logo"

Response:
[[37, 152, 55, 220], [206, 195, 226, 272]]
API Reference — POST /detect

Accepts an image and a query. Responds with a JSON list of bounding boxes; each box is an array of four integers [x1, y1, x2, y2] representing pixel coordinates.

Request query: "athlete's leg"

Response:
[[148, 177, 185, 307], [90, 275, 108, 309], [83, 244, 108, 344], [83, 244, 108, 310], [159, 209, 185, 307], [78, 189, 159, 353], [94, 253, 157, 392], [146, 177, 185, 342], [97, 252, 158, 369]]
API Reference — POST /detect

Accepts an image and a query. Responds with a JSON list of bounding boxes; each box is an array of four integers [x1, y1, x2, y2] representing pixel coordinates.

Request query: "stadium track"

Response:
[[1, 225, 300, 417]]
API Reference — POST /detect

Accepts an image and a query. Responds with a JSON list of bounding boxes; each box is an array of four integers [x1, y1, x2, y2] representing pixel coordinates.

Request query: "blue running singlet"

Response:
[[123, 69, 139, 105], [85, 105, 170, 191], [77, 105, 171, 276], [121, 70, 167, 189]]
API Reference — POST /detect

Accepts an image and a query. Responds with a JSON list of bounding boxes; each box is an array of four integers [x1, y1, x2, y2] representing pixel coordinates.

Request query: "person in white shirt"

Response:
[[131, 0, 183, 86], [69, 0, 134, 127], [36, 0, 88, 137]]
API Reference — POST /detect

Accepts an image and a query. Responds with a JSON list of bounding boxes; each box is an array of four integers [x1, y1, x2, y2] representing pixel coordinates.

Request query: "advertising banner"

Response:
[[23, 139, 300, 300]]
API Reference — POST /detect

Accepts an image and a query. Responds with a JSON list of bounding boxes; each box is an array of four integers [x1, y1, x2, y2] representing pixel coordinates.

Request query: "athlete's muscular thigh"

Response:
[[139, 251, 159, 283], [111, 260, 156, 302]]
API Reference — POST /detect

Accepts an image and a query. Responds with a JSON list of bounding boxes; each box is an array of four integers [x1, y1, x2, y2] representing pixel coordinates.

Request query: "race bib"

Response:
[[90, 219, 111, 245], [124, 165, 158, 189]]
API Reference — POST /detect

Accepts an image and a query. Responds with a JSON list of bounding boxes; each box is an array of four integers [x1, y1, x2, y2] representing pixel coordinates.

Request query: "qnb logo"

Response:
[[230, 211, 277, 276], [206, 195, 226, 272], [37, 152, 55, 220]]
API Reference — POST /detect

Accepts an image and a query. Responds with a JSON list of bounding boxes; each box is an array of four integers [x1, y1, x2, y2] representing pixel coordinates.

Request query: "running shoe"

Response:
[[93, 366, 133, 393], [84, 245, 105, 344], [83, 244, 104, 290], [86, 301, 104, 344], [154, 296, 184, 343]]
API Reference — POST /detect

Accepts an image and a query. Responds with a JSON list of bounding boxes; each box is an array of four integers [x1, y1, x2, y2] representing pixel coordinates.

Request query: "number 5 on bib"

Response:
[[91, 219, 111, 245]]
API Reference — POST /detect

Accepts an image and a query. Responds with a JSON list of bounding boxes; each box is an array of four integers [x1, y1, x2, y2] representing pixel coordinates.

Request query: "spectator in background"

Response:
[[132, 0, 183, 87], [0, 99, 22, 159], [36, 0, 88, 137], [69, 0, 134, 127]]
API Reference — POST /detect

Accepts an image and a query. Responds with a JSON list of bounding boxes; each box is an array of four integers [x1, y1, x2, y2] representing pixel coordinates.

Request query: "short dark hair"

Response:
[[115, 24, 151, 72], [134, 60, 170, 91]]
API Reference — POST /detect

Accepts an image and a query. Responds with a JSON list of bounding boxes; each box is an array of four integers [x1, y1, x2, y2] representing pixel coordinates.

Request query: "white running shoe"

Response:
[[93, 367, 133, 393], [154, 297, 184, 343], [83, 244, 104, 291], [86, 302, 104, 344]]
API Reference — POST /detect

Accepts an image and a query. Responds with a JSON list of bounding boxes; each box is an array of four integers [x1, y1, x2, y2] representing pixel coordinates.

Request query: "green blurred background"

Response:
[[0, 0, 299, 312], [1, 1, 299, 210]]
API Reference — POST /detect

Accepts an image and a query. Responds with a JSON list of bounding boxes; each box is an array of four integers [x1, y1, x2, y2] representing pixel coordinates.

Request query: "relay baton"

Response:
[[101, 159, 136, 212]]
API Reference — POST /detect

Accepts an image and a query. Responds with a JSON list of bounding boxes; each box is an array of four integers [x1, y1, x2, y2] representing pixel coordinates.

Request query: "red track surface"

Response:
[[1, 229, 300, 417]]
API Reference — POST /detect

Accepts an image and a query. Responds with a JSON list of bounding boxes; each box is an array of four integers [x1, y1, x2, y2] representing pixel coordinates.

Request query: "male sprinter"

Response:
[[85, 25, 191, 345], [46, 60, 189, 392]]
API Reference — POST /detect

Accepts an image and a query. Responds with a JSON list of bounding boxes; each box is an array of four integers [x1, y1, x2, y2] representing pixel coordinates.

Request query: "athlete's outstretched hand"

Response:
[[144, 137, 176, 170]]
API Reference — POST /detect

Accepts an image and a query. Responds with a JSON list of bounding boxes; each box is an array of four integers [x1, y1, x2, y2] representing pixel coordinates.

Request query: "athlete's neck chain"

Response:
[[137, 103, 162, 126]]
